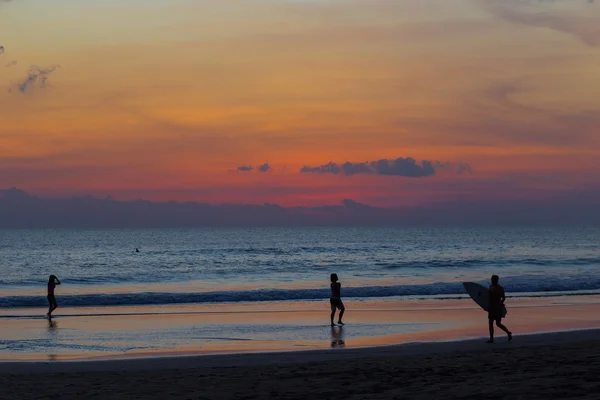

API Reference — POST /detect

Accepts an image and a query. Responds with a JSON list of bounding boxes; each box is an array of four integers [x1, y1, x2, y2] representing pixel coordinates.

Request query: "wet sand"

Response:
[[3, 296, 600, 361], [2, 329, 600, 399]]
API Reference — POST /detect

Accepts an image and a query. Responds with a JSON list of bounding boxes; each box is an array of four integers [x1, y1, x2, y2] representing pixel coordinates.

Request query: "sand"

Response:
[[2, 329, 600, 400], [4, 296, 600, 362]]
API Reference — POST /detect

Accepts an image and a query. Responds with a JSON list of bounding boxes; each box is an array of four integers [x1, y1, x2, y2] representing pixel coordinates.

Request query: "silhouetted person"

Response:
[[135, 248, 140, 253], [330, 273, 345, 326], [487, 275, 512, 343], [47, 275, 61, 318]]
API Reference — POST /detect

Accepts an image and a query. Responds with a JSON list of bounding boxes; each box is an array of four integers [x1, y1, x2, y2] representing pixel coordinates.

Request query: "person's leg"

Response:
[[47, 297, 53, 317], [50, 295, 57, 313], [330, 305, 336, 326], [337, 307, 345, 325], [488, 318, 494, 342], [496, 319, 512, 340]]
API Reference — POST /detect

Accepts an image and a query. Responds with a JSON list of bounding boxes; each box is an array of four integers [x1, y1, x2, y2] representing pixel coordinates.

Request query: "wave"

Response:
[[3, 275, 600, 308], [378, 256, 600, 269], [4, 256, 600, 287]]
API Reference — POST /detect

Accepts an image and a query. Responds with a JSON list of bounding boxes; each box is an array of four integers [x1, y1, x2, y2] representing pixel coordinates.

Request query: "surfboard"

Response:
[[462, 282, 507, 317]]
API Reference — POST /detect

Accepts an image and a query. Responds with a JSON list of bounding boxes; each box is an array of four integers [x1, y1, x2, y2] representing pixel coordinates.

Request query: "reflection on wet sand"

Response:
[[46, 319, 59, 362], [2, 296, 600, 361], [47, 318, 57, 331], [330, 326, 345, 348]]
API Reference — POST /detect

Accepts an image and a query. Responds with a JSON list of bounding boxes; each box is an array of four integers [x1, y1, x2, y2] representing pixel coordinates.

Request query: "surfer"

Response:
[[330, 273, 345, 326], [47, 275, 61, 318], [487, 275, 512, 343]]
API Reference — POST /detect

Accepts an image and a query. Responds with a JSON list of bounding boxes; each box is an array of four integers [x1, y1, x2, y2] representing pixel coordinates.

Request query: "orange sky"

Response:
[[0, 0, 599, 206]]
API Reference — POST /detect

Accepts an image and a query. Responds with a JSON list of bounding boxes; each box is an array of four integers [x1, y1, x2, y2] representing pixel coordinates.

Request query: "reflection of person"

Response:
[[47, 275, 61, 318], [487, 275, 512, 343], [330, 326, 345, 348], [47, 318, 57, 330], [330, 273, 345, 326]]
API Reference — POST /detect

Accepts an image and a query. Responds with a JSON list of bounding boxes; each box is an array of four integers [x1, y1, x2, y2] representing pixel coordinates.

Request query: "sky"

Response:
[[0, 0, 599, 211]]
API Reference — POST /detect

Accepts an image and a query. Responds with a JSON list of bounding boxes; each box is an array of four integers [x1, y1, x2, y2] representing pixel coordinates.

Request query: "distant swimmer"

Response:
[[46, 275, 61, 318], [135, 248, 140, 253], [487, 275, 512, 343], [330, 273, 345, 326]]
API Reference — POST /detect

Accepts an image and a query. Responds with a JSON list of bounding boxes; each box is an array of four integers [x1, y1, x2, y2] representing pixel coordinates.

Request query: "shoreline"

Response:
[[3, 296, 600, 363], [2, 328, 599, 374]]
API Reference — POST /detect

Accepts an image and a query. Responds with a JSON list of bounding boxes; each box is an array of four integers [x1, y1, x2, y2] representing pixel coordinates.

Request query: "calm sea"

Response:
[[1, 227, 599, 308]]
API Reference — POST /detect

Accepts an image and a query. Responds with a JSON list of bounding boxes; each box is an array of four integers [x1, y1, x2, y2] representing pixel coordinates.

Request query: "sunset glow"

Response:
[[1, 0, 599, 207]]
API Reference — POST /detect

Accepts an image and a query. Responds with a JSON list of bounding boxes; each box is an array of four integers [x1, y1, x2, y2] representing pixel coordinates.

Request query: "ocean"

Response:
[[1, 227, 600, 307]]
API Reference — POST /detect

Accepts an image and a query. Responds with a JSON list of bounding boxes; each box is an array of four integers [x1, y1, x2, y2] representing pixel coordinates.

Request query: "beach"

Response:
[[2, 297, 600, 399], [2, 329, 600, 399]]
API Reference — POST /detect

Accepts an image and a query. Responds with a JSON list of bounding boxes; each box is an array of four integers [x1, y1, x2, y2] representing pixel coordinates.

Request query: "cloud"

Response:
[[434, 161, 473, 175], [341, 199, 371, 209], [300, 157, 471, 178], [233, 163, 272, 173], [466, 81, 600, 146], [9, 65, 60, 94], [257, 162, 272, 173], [300, 162, 342, 174], [0, 46, 18, 68], [483, 0, 600, 46], [2, 187, 599, 228]]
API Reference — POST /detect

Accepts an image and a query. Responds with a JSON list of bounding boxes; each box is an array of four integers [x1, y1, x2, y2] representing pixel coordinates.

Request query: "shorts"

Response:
[[488, 305, 503, 320], [330, 297, 345, 312], [47, 294, 57, 307]]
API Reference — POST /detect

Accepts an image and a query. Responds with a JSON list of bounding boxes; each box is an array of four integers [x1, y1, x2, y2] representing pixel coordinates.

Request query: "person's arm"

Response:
[[500, 288, 505, 304], [55, 277, 61, 285]]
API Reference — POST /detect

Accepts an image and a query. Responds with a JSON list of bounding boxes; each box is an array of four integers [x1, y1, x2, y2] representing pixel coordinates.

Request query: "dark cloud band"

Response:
[[235, 163, 272, 173], [300, 157, 471, 178]]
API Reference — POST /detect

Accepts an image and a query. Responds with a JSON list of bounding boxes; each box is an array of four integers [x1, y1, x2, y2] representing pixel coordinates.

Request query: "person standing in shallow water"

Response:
[[487, 275, 512, 343], [330, 273, 345, 326], [47, 275, 61, 318]]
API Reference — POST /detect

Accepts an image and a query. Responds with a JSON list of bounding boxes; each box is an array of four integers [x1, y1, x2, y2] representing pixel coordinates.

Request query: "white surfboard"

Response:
[[463, 282, 507, 317]]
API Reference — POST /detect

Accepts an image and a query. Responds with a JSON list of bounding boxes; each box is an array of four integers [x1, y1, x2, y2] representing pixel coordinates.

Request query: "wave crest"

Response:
[[3, 275, 600, 308]]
